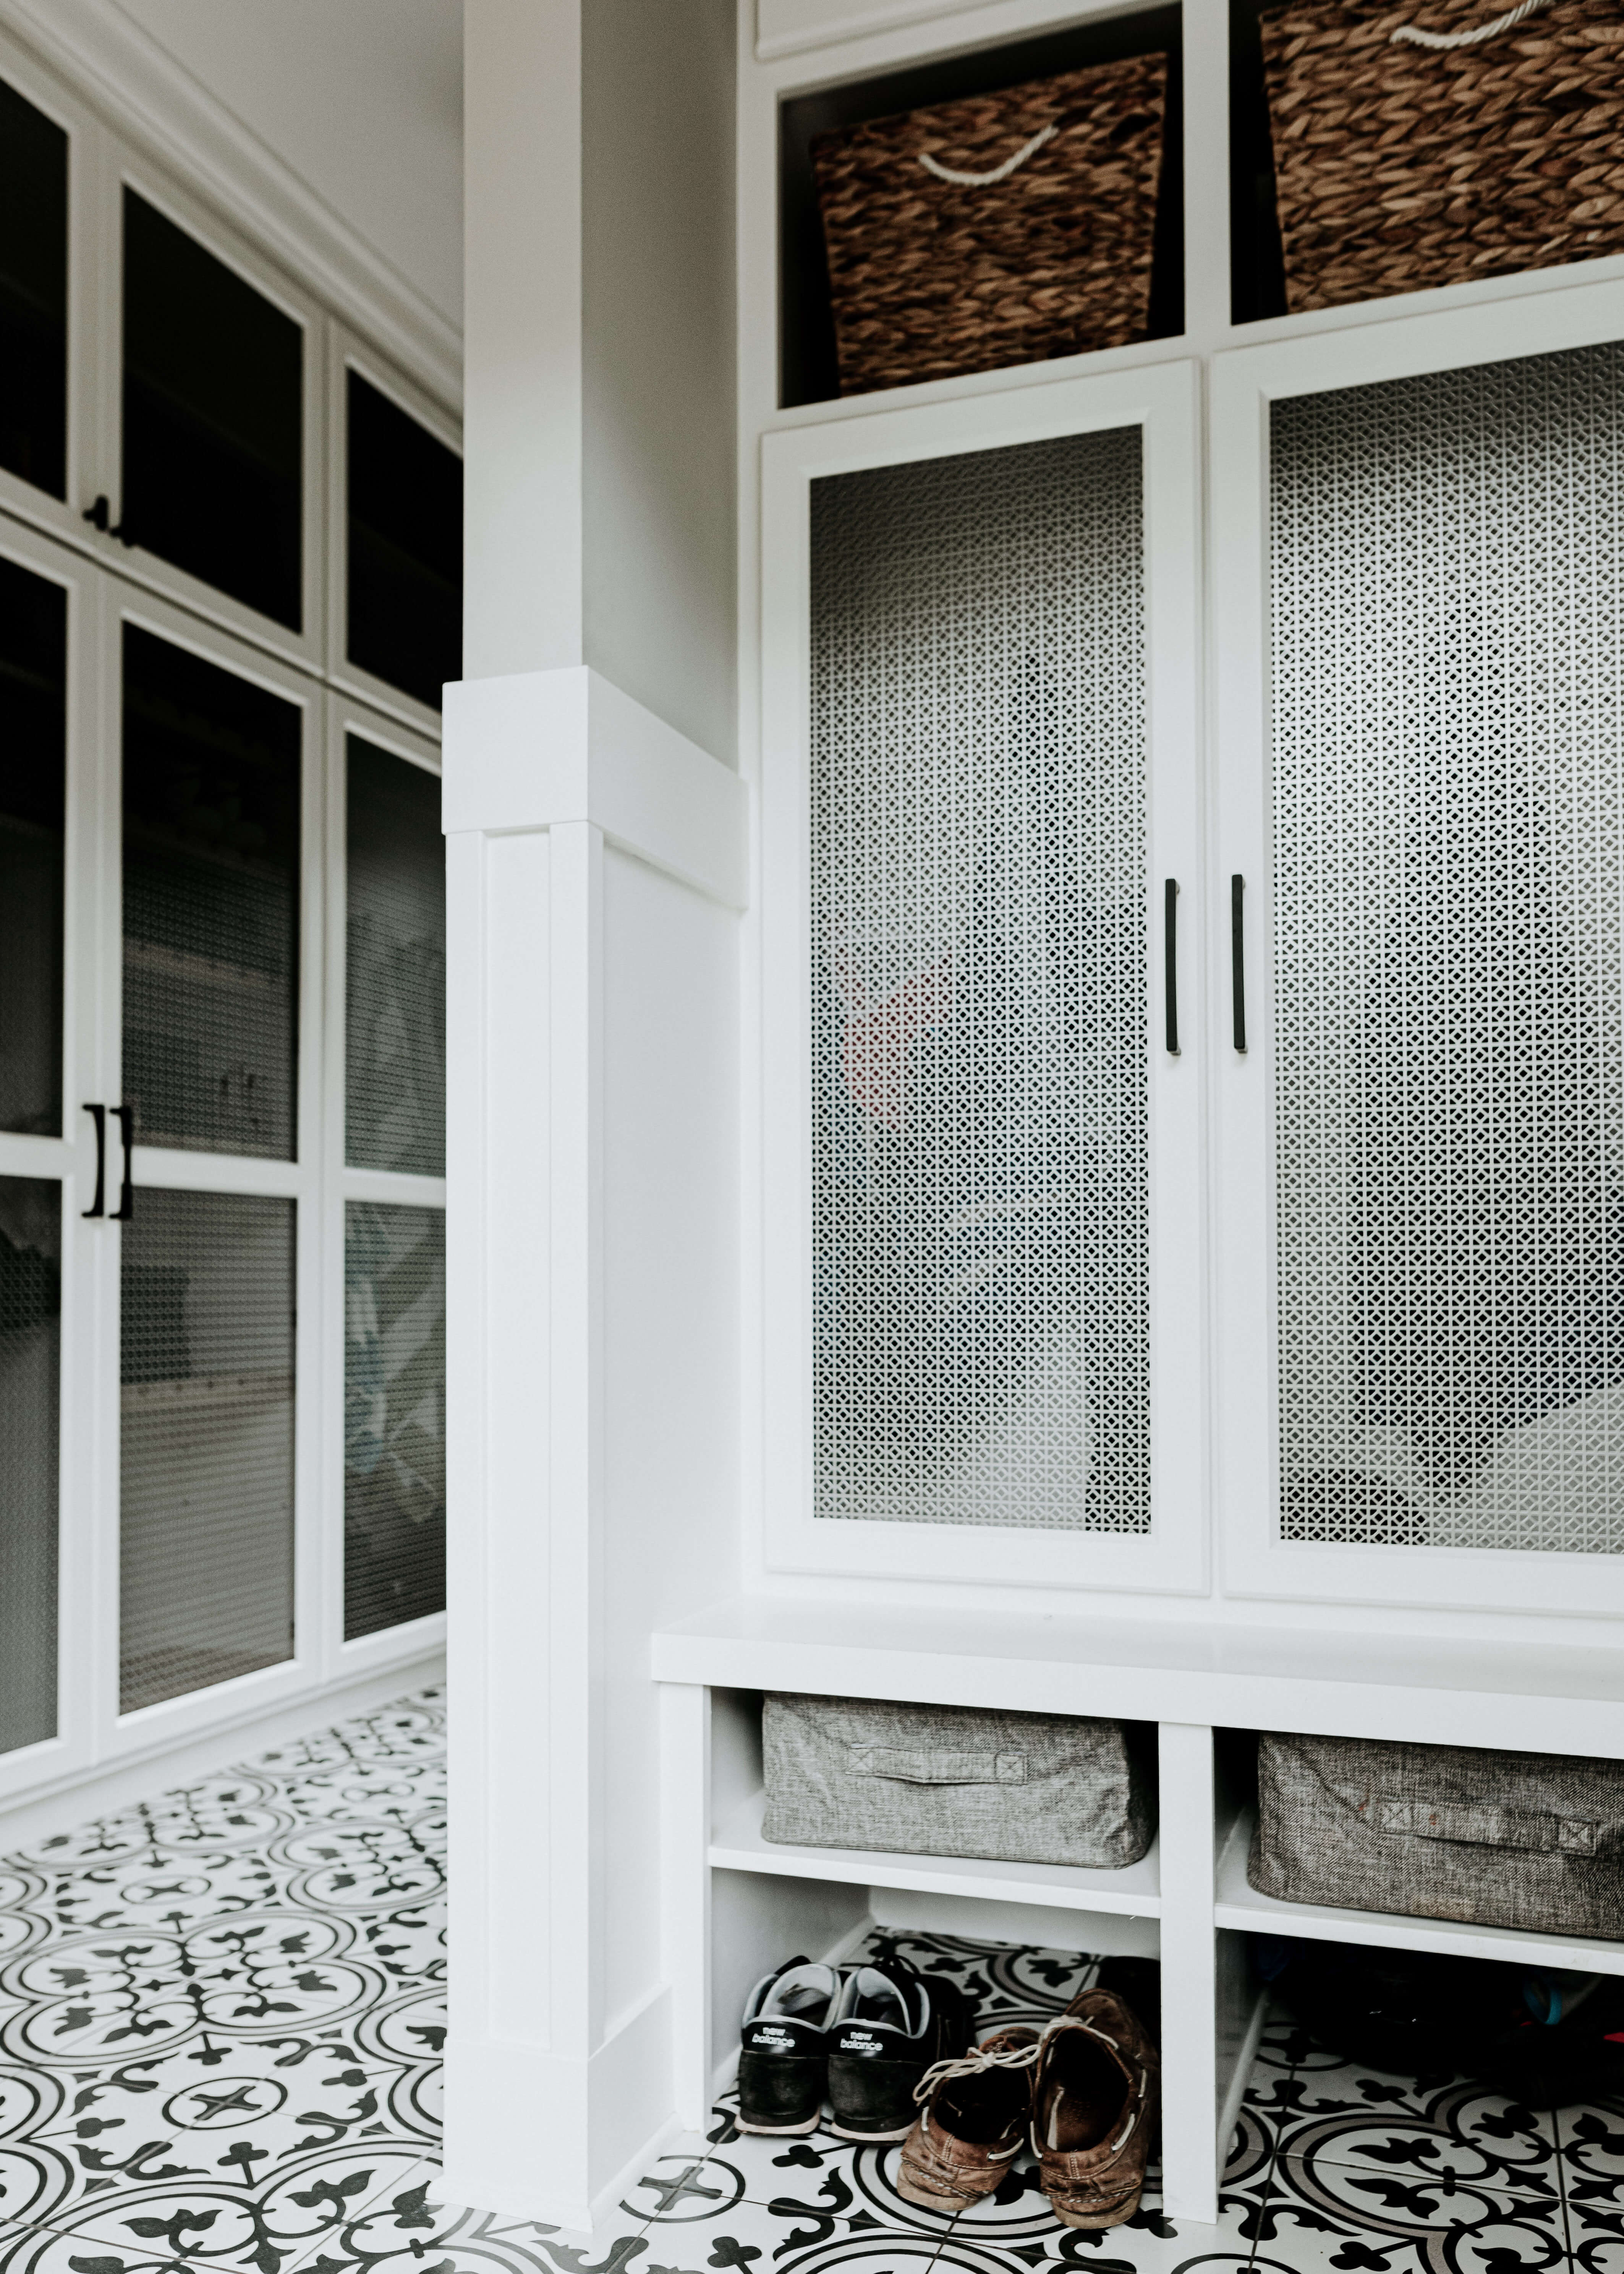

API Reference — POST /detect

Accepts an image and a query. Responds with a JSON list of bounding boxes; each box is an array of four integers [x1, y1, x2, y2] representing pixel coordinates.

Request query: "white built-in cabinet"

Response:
[[444, 0, 1624, 2239]]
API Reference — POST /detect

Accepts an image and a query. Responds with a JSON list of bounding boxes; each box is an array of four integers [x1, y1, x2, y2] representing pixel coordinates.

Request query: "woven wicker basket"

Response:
[[811, 57, 1168, 397], [1261, 0, 1624, 314]]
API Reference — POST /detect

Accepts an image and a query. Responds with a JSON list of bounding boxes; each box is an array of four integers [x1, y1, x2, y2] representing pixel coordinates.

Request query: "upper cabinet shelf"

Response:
[[778, 11, 1184, 408], [1234, 0, 1624, 325]]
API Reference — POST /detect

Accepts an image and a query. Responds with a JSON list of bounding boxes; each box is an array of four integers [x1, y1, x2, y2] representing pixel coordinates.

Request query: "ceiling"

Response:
[[109, 0, 464, 332]]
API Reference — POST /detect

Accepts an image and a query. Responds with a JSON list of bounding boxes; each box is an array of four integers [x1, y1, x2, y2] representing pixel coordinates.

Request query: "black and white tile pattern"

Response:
[[0, 1694, 1616, 2274]]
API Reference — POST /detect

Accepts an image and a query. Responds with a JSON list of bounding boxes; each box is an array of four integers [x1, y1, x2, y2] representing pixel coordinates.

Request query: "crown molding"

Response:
[[0, 0, 461, 413]]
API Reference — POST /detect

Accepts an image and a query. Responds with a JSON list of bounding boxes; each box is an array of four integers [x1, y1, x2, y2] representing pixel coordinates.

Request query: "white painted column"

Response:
[[443, 670, 744, 2227], [451, 1, 737, 2224]]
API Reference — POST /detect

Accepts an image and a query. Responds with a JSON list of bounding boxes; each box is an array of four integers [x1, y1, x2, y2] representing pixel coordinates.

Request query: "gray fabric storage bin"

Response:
[[1250, 1733, 1624, 1939], [761, 1692, 1154, 1869]]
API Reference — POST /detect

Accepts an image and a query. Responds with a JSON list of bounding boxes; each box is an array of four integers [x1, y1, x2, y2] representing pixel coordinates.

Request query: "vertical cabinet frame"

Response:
[[757, 361, 1208, 1595], [1211, 276, 1624, 1619]]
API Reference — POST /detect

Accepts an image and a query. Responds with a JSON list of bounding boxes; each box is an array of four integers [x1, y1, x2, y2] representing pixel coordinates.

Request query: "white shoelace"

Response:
[[912, 2035, 1043, 2105], [912, 2013, 1127, 2106]]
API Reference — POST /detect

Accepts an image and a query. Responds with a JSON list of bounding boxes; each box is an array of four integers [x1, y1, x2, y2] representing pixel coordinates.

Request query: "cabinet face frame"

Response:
[[758, 361, 1208, 1594], [1211, 276, 1624, 1619], [324, 325, 460, 741], [321, 689, 447, 1677]]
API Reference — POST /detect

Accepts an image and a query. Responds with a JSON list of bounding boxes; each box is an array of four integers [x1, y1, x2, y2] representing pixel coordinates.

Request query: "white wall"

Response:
[[109, 0, 463, 331]]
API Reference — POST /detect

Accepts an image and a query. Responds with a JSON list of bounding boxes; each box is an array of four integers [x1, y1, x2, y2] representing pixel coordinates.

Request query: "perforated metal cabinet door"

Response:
[[1268, 340, 1624, 1558], [808, 428, 1150, 1533]]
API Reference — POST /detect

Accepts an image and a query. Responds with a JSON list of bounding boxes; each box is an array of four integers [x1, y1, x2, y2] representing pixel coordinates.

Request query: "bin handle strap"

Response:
[[918, 123, 1059, 185], [1391, 0, 1553, 48]]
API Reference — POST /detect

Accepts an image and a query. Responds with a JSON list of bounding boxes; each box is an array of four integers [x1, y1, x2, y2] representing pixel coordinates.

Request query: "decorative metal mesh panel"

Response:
[[346, 737, 445, 1175], [1271, 343, 1624, 1555], [344, 1202, 445, 1637], [120, 1188, 295, 1711], [0, 1176, 58, 1752], [123, 627, 301, 1161], [810, 430, 1150, 1531]]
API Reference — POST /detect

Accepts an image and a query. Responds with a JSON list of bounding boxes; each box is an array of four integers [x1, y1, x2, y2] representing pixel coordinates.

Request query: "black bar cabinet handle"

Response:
[[110, 1105, 134, 1221], [1231, 874, 1248, 1056], [1163, 879, 1180, 1056], [81, 1103, 106, 1218]]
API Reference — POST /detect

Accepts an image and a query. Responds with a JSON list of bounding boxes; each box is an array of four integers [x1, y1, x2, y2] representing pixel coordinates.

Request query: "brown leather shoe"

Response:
[[1031, 1987, 1159, 2229], [897, 2026, 1040, 2213]]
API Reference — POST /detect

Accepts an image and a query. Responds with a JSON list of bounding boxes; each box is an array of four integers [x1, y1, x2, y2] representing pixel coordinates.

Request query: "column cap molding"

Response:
[[442, 666, 749, 912]]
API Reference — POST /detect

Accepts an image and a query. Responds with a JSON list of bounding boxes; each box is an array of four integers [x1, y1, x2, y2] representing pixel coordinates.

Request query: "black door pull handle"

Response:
[[1231, 874, 1248, 1056], [82, 1103, 106, 1217], [110, 1105, 134, 1220], [1164, 878, 1180, 1057]]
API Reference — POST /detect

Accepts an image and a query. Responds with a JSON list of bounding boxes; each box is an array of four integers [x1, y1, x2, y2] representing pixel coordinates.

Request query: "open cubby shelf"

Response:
[[655, 1600, 1624, 2219], [711, 1786, 1164, 1917]]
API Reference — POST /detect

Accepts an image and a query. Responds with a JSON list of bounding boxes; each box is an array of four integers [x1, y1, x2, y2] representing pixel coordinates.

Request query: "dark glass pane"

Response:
[[120, 1186, 294, 1710], [123, 626, 301, 1159], [346, 737, 444, 1174], [0, 78, 67, 500], [345, 1201, 444, 1637], [123, 191, 302, 629], [346, 371, 461, 710], [0, 1175, 58, 1752], [0, 554, 65, 1135]]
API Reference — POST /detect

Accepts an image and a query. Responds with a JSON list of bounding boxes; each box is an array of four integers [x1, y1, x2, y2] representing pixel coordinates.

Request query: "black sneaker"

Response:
[[737, 1959, 844, 2135], [827, 1962, 975, 2143]]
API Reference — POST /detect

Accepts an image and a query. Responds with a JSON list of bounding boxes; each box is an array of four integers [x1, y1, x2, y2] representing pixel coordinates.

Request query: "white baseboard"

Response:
[[0, 1650, 445, 1852]]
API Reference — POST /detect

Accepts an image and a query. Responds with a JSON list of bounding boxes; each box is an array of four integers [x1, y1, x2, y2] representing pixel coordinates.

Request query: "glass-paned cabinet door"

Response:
[[0, 550, 67, 1135], [335, 713, 445, 1642], [1213, 287, 1624, 1616], [761, 366, 1204, 1592], [114, 593, 317, 1714], [111, 164, 321, 666], [121, 191, 303, 630], [0, 71, 67, 503], [0, 524, 85, 1773], [0, 1173, 60, 1751], [337, 348, 462, 722], [122, 627, 301, 1159]]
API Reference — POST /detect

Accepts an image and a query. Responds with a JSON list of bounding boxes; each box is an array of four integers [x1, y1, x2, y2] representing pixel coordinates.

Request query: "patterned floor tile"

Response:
[[1277, 2056, 1562, 2199], [1240, 2148, 1572, 2274], [1559, 2098, 1624, 2272], [0, 1691, 447, 2274]]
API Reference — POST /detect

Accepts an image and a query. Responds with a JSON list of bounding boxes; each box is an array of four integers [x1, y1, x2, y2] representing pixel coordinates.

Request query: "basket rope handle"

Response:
[[1390, 0, 1553, 47], [918, 123, 1059, 186]]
